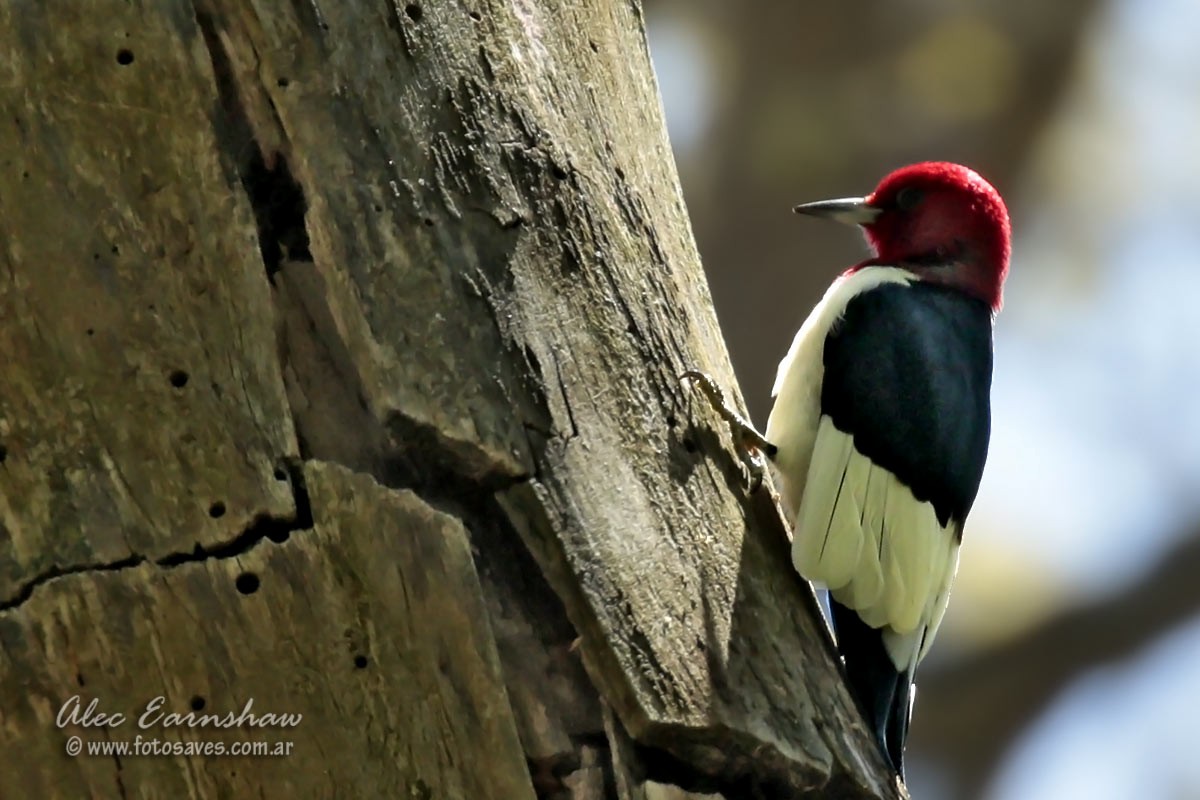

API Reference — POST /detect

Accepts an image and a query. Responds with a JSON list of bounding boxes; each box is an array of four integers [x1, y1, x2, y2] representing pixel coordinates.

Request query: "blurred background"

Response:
[[645, 0, 1200, 797]]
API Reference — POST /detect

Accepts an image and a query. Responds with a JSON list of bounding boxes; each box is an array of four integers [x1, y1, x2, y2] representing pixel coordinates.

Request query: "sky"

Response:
[[649, 0, 1200, 795], [981, 0, 1200, 795], [979, 0, 1200, 596]]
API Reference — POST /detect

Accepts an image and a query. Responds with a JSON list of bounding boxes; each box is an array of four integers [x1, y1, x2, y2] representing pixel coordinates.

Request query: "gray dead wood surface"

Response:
[[1, 463, 535, 798], [0, 1, 904, 798]]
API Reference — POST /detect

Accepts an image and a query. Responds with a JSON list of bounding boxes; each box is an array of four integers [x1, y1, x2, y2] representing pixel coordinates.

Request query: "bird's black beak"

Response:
[[792, 197, 881, 226]]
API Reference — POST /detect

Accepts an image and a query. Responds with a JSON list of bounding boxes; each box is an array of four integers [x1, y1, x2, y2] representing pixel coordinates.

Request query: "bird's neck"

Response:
[[852, 257, 1004, 312]]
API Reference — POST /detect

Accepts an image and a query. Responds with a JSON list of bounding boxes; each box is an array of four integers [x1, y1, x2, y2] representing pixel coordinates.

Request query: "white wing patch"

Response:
[[766, 267, 915, 523], [793, 416, 961, 670]]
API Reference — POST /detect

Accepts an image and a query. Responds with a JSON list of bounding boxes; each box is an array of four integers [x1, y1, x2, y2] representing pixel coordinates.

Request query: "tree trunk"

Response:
[[0, 1, 902, 798]]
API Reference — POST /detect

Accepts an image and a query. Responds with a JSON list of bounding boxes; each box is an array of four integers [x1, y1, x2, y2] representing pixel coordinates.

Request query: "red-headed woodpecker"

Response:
[[685, 162, 1011, 777]]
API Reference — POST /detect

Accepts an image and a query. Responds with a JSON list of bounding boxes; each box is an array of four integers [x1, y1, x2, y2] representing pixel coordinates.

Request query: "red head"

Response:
[[794, 162, 1011, 311]]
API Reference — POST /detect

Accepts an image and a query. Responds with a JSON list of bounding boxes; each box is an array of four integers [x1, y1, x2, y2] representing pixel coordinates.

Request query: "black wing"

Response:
[[821, 280, 994, 529]]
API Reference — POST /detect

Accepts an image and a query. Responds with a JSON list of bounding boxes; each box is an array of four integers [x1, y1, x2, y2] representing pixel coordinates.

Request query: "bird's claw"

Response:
[[680, 370, 776, 492], [740, 446, 769, 493]]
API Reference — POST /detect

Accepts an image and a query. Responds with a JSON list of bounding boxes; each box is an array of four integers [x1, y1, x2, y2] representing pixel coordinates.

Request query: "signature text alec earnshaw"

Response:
[[57, 695, 303, 730]]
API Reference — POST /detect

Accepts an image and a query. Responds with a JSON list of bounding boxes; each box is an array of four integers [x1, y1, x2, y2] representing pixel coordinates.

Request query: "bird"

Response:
[[683, 161, 1011, 777]]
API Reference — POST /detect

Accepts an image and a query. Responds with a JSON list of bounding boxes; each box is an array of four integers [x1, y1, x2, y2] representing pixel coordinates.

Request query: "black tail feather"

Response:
[[829, 599, 913, 778]]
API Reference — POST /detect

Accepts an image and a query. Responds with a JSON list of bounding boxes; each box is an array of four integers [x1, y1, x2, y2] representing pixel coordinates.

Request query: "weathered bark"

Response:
[[0, 1, 901, 798]]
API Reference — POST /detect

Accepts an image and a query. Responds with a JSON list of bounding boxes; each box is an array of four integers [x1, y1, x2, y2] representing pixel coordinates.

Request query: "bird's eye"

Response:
[[896, 187, 924, 211]]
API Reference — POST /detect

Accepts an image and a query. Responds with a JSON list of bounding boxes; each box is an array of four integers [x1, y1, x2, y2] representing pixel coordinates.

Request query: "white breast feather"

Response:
[[766, 267, 916, 522], [766, 265, 961, 672], [841, 462, 885, 619], [796, 419, 961, 670], [792, 423, 858, 588]]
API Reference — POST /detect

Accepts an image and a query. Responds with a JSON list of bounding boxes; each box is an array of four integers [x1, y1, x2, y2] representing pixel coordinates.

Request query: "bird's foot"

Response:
[[680, 370, 776, 491]]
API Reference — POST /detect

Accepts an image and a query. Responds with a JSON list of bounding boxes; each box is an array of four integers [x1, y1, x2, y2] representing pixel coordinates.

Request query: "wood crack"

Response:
[[0, 461, 314, 612], [194, 3, 311, 281], [0, 553, 147, 613]]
